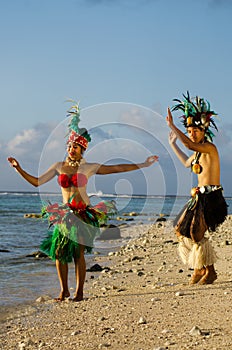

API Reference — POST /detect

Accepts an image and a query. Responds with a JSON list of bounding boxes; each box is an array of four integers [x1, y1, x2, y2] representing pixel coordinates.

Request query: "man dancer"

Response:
[[166, 91, 227, 284]]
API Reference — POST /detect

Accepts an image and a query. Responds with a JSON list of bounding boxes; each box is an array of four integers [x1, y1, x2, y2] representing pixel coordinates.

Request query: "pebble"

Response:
[[36, 296, 45, 303], [189, 326, 202, 336], [138, 316, 147, 324], [71, 330, 81, 336], [98, 316, 106, 322], [175, 291, 184, 296], [98, 343, 111, 348], [18, 338, 34, 349], [151, 297, 161, 302]]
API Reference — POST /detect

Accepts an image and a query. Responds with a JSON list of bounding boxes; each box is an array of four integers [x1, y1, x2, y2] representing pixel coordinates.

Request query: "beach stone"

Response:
[[164, 239, 174, 244], [24, 213, 41, 218], [142, 238, 150, 245], [131, 255, 143, 261], [36, 296, 45, 303], [94, 251, 100, 255], [137, 271, 145, 277], [98, 343, 111, 348], [156, 217, 166, 222], [98, 316, 106, 322], [87, 264, 103, 272], [26, 251, 48, 258], [151, 297, 161, 302], [138, 316, 147, 324], [19, 338, 34, 349], [71, 330, 81, 336], [175, 291, 184, 296], [189, 326, 203, 336]]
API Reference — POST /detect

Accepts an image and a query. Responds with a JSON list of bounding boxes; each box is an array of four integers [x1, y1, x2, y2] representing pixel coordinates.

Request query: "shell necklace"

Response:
[[66, 156, 81, 167]]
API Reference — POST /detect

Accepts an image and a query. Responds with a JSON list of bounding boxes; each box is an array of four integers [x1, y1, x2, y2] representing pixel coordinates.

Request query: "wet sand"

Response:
[[1, 217, 232, 350]]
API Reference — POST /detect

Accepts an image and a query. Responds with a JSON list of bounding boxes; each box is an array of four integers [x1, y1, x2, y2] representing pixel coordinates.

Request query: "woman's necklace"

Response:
[[66, 156, 81, 167]]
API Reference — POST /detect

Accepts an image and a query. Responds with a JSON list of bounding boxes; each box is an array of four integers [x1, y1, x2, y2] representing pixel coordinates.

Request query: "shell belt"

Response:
[[188, 185, 223, 210]]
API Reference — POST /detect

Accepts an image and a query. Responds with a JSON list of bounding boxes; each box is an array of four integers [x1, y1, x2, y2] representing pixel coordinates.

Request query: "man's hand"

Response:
[[168, 131, 177, 145], [166, 107, 174, 127]]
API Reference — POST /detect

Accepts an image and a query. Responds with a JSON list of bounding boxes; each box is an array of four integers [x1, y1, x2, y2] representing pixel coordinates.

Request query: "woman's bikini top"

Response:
[[57, 173, 88, 188]]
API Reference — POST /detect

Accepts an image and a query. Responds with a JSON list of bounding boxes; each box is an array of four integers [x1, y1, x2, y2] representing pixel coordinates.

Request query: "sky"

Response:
[[0, 0, 232, 197]]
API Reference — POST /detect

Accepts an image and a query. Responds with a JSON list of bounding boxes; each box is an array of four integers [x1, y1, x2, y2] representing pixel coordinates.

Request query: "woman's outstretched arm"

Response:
[[7, 157, 58, 187], [95, 155, 159, 175]]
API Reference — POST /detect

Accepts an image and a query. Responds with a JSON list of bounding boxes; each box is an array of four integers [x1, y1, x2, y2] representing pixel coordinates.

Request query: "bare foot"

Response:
[[72, 294, 83, 302], [198, 272, 217, 285], [189, 267, 206, 285], [54, 291, 70, 302]]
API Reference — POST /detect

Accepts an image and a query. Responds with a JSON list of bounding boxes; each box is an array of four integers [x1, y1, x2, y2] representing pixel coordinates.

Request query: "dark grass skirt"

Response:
[[174, 189, 228, 242]]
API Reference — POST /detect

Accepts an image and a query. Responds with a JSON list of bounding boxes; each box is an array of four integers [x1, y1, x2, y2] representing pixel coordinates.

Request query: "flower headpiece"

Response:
[[171, 91, 218, 142], [66, 100, 91, 149]]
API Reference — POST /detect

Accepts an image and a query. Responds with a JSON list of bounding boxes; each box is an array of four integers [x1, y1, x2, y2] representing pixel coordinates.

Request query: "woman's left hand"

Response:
[[143, 155, 159, 167]]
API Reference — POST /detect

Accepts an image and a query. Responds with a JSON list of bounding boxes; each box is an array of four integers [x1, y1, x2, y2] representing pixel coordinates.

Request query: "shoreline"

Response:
[[1, 217, 232, 349], [0, 223, 151, 313]]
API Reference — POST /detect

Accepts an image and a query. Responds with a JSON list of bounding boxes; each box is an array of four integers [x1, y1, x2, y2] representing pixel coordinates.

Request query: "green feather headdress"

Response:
[[172, 91, 218, 142], [66, 100, 91, 149]]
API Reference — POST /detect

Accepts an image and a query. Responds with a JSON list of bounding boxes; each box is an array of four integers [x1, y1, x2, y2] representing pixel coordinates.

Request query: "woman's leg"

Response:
[[73, 245, 86, 301], [55, 260, 70, 301]]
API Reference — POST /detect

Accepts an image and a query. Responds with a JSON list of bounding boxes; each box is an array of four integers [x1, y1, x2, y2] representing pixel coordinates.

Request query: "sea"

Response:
[[0, 191, 231, 309]]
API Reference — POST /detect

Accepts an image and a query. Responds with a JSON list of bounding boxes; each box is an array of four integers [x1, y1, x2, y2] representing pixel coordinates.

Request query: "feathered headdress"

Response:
[[171, 91, 218, 142], [66, 100, 91, 149]]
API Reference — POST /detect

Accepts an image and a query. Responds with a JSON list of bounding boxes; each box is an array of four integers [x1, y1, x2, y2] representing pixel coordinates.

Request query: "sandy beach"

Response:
[[1, 216, 232, 350]]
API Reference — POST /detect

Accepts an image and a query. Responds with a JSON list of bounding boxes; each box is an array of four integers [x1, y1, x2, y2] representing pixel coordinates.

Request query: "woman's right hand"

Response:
[[7, 157, 20, 169]]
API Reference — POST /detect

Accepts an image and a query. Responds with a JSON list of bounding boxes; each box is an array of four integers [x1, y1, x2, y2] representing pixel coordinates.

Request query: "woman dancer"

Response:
[[8, 102, 158, 301]]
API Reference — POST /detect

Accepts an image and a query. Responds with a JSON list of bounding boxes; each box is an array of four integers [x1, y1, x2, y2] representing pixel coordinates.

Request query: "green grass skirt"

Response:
[[40, 200, 116, 263]]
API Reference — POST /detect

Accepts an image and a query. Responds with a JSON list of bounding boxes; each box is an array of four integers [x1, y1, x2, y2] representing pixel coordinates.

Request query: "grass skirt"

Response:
[[174, 187, 227, 242], [40, 199, 116, 263]]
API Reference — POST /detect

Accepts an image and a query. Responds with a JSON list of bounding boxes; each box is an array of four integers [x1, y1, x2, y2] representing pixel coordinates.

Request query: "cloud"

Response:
[[2, 105, 232, 196], [4, 121, 62, 165], [7, 129, 39, 155]]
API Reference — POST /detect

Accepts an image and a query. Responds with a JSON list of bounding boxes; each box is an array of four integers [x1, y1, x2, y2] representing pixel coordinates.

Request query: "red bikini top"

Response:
[[57, 173, 87, 188]]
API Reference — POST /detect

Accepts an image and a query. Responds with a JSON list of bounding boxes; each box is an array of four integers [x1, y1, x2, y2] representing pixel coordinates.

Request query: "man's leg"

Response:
[[178, 236, 217, 285], [199, 264, 217, 284], [189, 267, 206, 285]]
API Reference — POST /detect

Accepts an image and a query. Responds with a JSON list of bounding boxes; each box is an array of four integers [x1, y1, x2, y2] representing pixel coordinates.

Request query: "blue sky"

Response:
[[0, 0, 232, 196]]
